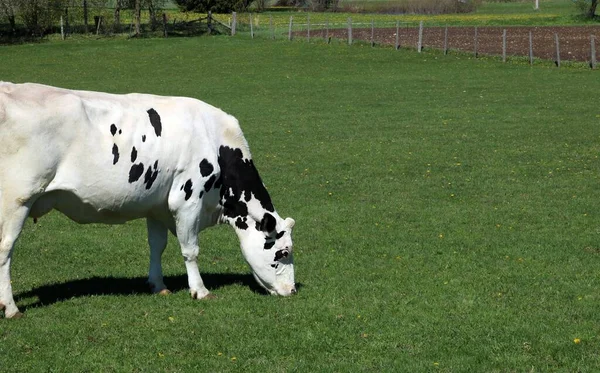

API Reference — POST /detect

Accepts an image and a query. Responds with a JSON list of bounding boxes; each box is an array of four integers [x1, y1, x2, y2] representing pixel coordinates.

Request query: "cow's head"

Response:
[[217, 145, 296, 296], [236, 213, 296, 296]]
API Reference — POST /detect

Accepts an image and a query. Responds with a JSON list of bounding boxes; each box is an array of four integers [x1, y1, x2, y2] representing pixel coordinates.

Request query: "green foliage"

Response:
[[1, 36, 600, 371], [572, 0, 599, 17], [174, 0, 252, 12]]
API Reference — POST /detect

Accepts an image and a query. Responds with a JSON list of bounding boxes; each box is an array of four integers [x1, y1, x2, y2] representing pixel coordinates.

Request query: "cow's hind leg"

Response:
[[0, 200, 31, 318], [147, 218, 170, 295]]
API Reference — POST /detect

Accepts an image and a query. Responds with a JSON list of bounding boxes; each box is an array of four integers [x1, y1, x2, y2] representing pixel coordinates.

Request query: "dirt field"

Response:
[[305, 26, 600, 63]]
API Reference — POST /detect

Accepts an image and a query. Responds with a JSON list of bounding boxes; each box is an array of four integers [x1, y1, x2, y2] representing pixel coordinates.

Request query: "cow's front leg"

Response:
[[174, 215, 211, 300], [0, 202, 31, 318], [147, 218, 170, 295]]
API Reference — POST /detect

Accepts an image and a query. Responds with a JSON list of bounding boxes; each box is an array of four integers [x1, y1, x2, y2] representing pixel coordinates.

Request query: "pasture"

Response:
[[1, 35, 600, 371]]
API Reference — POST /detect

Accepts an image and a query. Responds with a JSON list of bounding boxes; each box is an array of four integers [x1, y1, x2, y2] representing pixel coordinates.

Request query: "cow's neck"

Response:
[[216, 123, 277, 231]]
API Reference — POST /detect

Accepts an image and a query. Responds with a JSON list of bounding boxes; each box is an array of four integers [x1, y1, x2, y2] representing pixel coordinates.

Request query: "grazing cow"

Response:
[[0, 82, 296, 318]]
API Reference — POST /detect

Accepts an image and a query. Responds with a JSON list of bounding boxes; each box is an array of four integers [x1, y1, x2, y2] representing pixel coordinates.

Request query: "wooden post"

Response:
[[371, 19, 374, 47], [270, 14, 274, 39], [395, 20, 399, 50], [60, 16, 64, 40], [232, 12, 236, 36], [96, 16, 102, 35], [325, 18, 330, 44], [474, 26, 478, 57], [288, 16, 293, 41], [591, 35, 597, 69], [554, 33, 561, 67], [163, 12, 168, 37], [207, 11, 212, 35], [444, 25, 448, 55], [134, 0, 140, 36], [529, 31, 534, 65], [307, 14, 310, 42], [502, 29, 507, 62], [250, 13, 254, 39], [417, 20, 423, 52], [534, 0, 539, 10], [348, 17, 352, 45]]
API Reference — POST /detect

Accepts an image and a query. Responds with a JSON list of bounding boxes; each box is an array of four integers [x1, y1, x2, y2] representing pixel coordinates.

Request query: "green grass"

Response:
[[1, 36, 600, 371]]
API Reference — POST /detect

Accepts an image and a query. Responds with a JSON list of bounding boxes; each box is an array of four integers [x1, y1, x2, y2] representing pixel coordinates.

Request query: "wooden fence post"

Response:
[[232, 12, 236, 36], [395, 20, 399, 50], [288, 16, 293, 41], [502, 29, 507, 62], [371, 19, 374, 47], [250, 13, 254, 39], [418, 20, 423, 52], [270, 14, 274, 39], [591, 35, 597, 69], [529, 31, 534, 65], [60, 16, 65, 40], [325, 18, 330, 44], [207, 11, 212, 35], [307, 14, 310, 42], [163, 12, 168, 37], [474, 26, 478, 57], [444, 25, 448, 55], [348, 17, 352, 45], [554, 33, 560, 67], [96, 16, 102, 35]]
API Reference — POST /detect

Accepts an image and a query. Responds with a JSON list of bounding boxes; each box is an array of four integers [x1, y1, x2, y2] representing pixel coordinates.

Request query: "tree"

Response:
[[574, 0, 598, 18], [174, 0, 253, 13], [0, 0, 17, 32]]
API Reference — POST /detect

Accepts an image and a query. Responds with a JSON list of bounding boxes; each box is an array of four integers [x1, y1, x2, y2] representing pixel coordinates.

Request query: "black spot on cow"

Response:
[[147, 108, 162, 137], [112, 144, 120, 165], [274, 250, 289, 261], [142, 135, 146, 142], [276, 231, 285, 239], [130, 146, 137, 163], [199, 191, 204, 199], [119, 129, 122, 135], [144, 160, 159, 190], [235, 217, 249, 230], [271, 263, 279, 269], [218, 146, 274, 222], [199, 159, 214, 177], [183, 179, 193, 200], [204, 175, 216, 192], [129, 163, 144, 183], [264, 240, 275, 250], [259, 213, 276, 233], [110, 124, 117, 136]]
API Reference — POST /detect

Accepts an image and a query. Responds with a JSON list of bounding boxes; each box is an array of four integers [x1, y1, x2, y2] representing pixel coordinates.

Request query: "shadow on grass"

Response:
[[15, 272, 270, 311]]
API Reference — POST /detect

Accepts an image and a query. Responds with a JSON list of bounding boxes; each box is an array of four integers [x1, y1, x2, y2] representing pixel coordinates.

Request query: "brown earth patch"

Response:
[[304, 26, 600, 63]]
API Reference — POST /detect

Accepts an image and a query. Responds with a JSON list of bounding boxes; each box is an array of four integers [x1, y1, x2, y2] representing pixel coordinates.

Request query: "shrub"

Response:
[[174, 0, 254, 13]]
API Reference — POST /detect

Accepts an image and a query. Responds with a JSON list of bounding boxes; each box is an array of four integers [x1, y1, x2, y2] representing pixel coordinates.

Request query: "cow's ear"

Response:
[[284, 217, 295, 229], [260, 213, 276, 233]]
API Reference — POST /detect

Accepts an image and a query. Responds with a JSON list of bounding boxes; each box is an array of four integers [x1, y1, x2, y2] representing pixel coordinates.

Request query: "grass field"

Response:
[[1, 35, 600, 371]]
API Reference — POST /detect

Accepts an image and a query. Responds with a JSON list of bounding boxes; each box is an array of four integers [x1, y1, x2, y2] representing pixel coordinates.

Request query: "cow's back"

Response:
[[0, 82, 229, 226]]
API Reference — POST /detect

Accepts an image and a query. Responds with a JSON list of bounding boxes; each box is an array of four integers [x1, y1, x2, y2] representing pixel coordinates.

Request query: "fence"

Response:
[[228, 13, 600, 68]]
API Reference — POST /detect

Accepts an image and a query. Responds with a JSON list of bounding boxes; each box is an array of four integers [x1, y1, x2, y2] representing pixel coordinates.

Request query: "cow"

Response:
[[0, 82, 296, 318]]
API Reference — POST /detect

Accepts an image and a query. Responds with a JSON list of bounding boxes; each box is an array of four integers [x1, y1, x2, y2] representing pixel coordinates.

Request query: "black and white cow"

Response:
[[0, 82, 296, 318]]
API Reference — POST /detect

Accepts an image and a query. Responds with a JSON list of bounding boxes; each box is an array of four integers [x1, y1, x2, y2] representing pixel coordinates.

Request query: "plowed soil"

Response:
[[306, 26, 600, 63]]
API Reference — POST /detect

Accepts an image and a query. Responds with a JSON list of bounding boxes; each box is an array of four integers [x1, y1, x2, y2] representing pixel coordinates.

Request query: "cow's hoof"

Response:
[[190, 290, 212, 300], [6, 311, 24, 319], [158, 289, 171, 296]]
